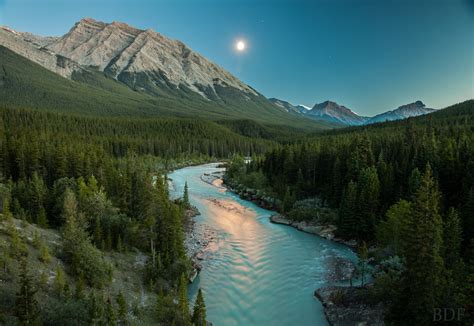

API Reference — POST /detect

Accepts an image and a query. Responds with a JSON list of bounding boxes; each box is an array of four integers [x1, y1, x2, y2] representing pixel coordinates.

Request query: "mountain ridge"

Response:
[[270, 97, 436, 126]]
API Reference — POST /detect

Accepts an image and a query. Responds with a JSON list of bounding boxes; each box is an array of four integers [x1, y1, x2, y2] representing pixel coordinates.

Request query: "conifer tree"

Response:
[[442, 208, 465, 308], [178, 273, 190, 322], [15, 259, 40, 325], [356, 167, 380, 239], [37, 207, 48, 228], [75, 272, 85, 300], [183, 181, 190, 209], [105, 297, 117, 325], [192, 288, 207, 326], [394, 164, 444, 325], [357, 241, 369, 286], [54, 265, 66, 297], [2, 197, 12, 221], [93, 217, 102, 247], [116, 291, 127, 324], [88, 292, 103, 325], [39, 243, 51, 264], [338, 181, 358, 238]]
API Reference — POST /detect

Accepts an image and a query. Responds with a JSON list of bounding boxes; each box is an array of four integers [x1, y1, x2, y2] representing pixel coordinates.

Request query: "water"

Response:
[[169, 163, 357, 326]]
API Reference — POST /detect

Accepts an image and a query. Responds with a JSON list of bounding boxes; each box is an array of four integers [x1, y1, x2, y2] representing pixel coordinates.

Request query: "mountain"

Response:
[[270, 97, 437, 126], [269, 98, 309, 115], [306, 100, 368, 125], [0, 19, 335, 130], [365, 100, 435, 124]]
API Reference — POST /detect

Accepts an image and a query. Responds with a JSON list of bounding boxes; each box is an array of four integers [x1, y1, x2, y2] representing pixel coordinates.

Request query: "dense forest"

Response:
[[226, 100, 474, 325], [1, 95, 472, 325], [0, 106, 274, 324]]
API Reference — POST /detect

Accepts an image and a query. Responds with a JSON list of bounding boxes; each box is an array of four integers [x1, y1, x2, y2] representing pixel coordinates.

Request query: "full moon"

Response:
[[236, 40, 246, 52]]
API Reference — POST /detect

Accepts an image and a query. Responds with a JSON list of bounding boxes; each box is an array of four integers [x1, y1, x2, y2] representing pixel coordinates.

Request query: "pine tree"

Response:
[[357, 241, 369, 286], [116, 291, 127, 324], [192, 288, 207, 326], [338, 181, 358, 238], [356, 167, 380, 239], [156, 288, 166, 322], [281, 186, 294, 213], [178, 273, 190, 322], [442, 208, 465, 308], [15, 259, 40, 325], [75, 272, 85, 300], [105, 297, 117, 325], [54, 264, 66, 297], [106, 228, 113, 251], [37, 207, 48, 228], [2, 197, 12, 221], [39, 243, 51, 263], [393, 164, 444, 325], [93, 217, 102, 247], [88, 292, 103, 325], [116, 234, 123, 253], [408, 167, 422, 200], [183, 181, 191, 209], [462, 187, 474, 246]]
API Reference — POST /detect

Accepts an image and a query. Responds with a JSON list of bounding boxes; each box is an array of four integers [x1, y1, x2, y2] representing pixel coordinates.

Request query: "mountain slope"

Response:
[[306, 100, 368, 125], [365, 100, 435, 124], [0, 20, 336, 130]]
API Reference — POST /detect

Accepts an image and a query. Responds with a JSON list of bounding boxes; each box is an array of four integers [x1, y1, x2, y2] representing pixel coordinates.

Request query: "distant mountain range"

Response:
[[270, 98, 435, 126]]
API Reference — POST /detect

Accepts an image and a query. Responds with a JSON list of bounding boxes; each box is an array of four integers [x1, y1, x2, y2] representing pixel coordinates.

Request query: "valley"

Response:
[[0, 6, 472, 326]]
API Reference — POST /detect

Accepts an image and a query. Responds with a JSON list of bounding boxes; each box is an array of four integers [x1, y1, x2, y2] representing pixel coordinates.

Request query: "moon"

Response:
[[236, 40, 246, 52]]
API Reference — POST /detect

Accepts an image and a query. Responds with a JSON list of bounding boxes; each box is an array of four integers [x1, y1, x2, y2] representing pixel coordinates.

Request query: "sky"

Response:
[[0, 0, 472, 116]]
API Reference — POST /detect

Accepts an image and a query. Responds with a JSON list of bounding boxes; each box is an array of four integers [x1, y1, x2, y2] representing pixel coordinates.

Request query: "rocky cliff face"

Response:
[[0, 26, 83, 78], [46, 18, 257, 100], [1, 18, 257, 102]]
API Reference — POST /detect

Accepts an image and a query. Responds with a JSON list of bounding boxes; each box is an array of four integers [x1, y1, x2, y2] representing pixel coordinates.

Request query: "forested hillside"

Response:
[[0, 45, 334, 131], [0, 104, 278, 324], [226, 100, 474, 325]]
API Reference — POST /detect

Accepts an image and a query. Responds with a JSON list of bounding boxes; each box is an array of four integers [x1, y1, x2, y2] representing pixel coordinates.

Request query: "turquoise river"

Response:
[[169, 163, 357, 326]]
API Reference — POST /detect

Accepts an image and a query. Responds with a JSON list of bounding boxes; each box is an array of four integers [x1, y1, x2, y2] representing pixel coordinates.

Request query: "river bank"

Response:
[[269, 214, 358, 249], [314, 286, 385, 326]]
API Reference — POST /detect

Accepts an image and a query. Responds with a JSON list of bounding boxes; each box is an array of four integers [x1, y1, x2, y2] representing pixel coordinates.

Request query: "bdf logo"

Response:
[[433, 308, 464, 322]]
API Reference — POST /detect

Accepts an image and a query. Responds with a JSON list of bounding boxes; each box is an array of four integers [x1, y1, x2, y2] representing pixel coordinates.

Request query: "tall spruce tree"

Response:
[[178, 273, 190, 323], [356, 167, 380, 239], [393, 164, 444, 325], [183, 181, 191, 209], [192, 288, 207, 326], [338, 181, 358, 238], [15, 259, 41, 325]]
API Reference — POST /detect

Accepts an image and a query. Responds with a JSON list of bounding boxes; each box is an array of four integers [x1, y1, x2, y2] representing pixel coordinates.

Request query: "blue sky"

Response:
[[0, 0, 472, 115]]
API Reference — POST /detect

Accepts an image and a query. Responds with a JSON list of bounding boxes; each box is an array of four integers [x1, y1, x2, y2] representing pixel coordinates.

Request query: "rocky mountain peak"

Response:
[[307, 100, 367, 126], [41, 18, 257, 99]]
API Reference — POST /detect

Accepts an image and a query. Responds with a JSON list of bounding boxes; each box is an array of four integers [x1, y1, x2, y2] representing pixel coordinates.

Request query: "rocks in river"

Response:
[[269, 214, 359, 249], [325, 256, 355, 282], [269, 214, 292, 225], [270, 214, 338, 241], [314, 286, 385, 326]]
